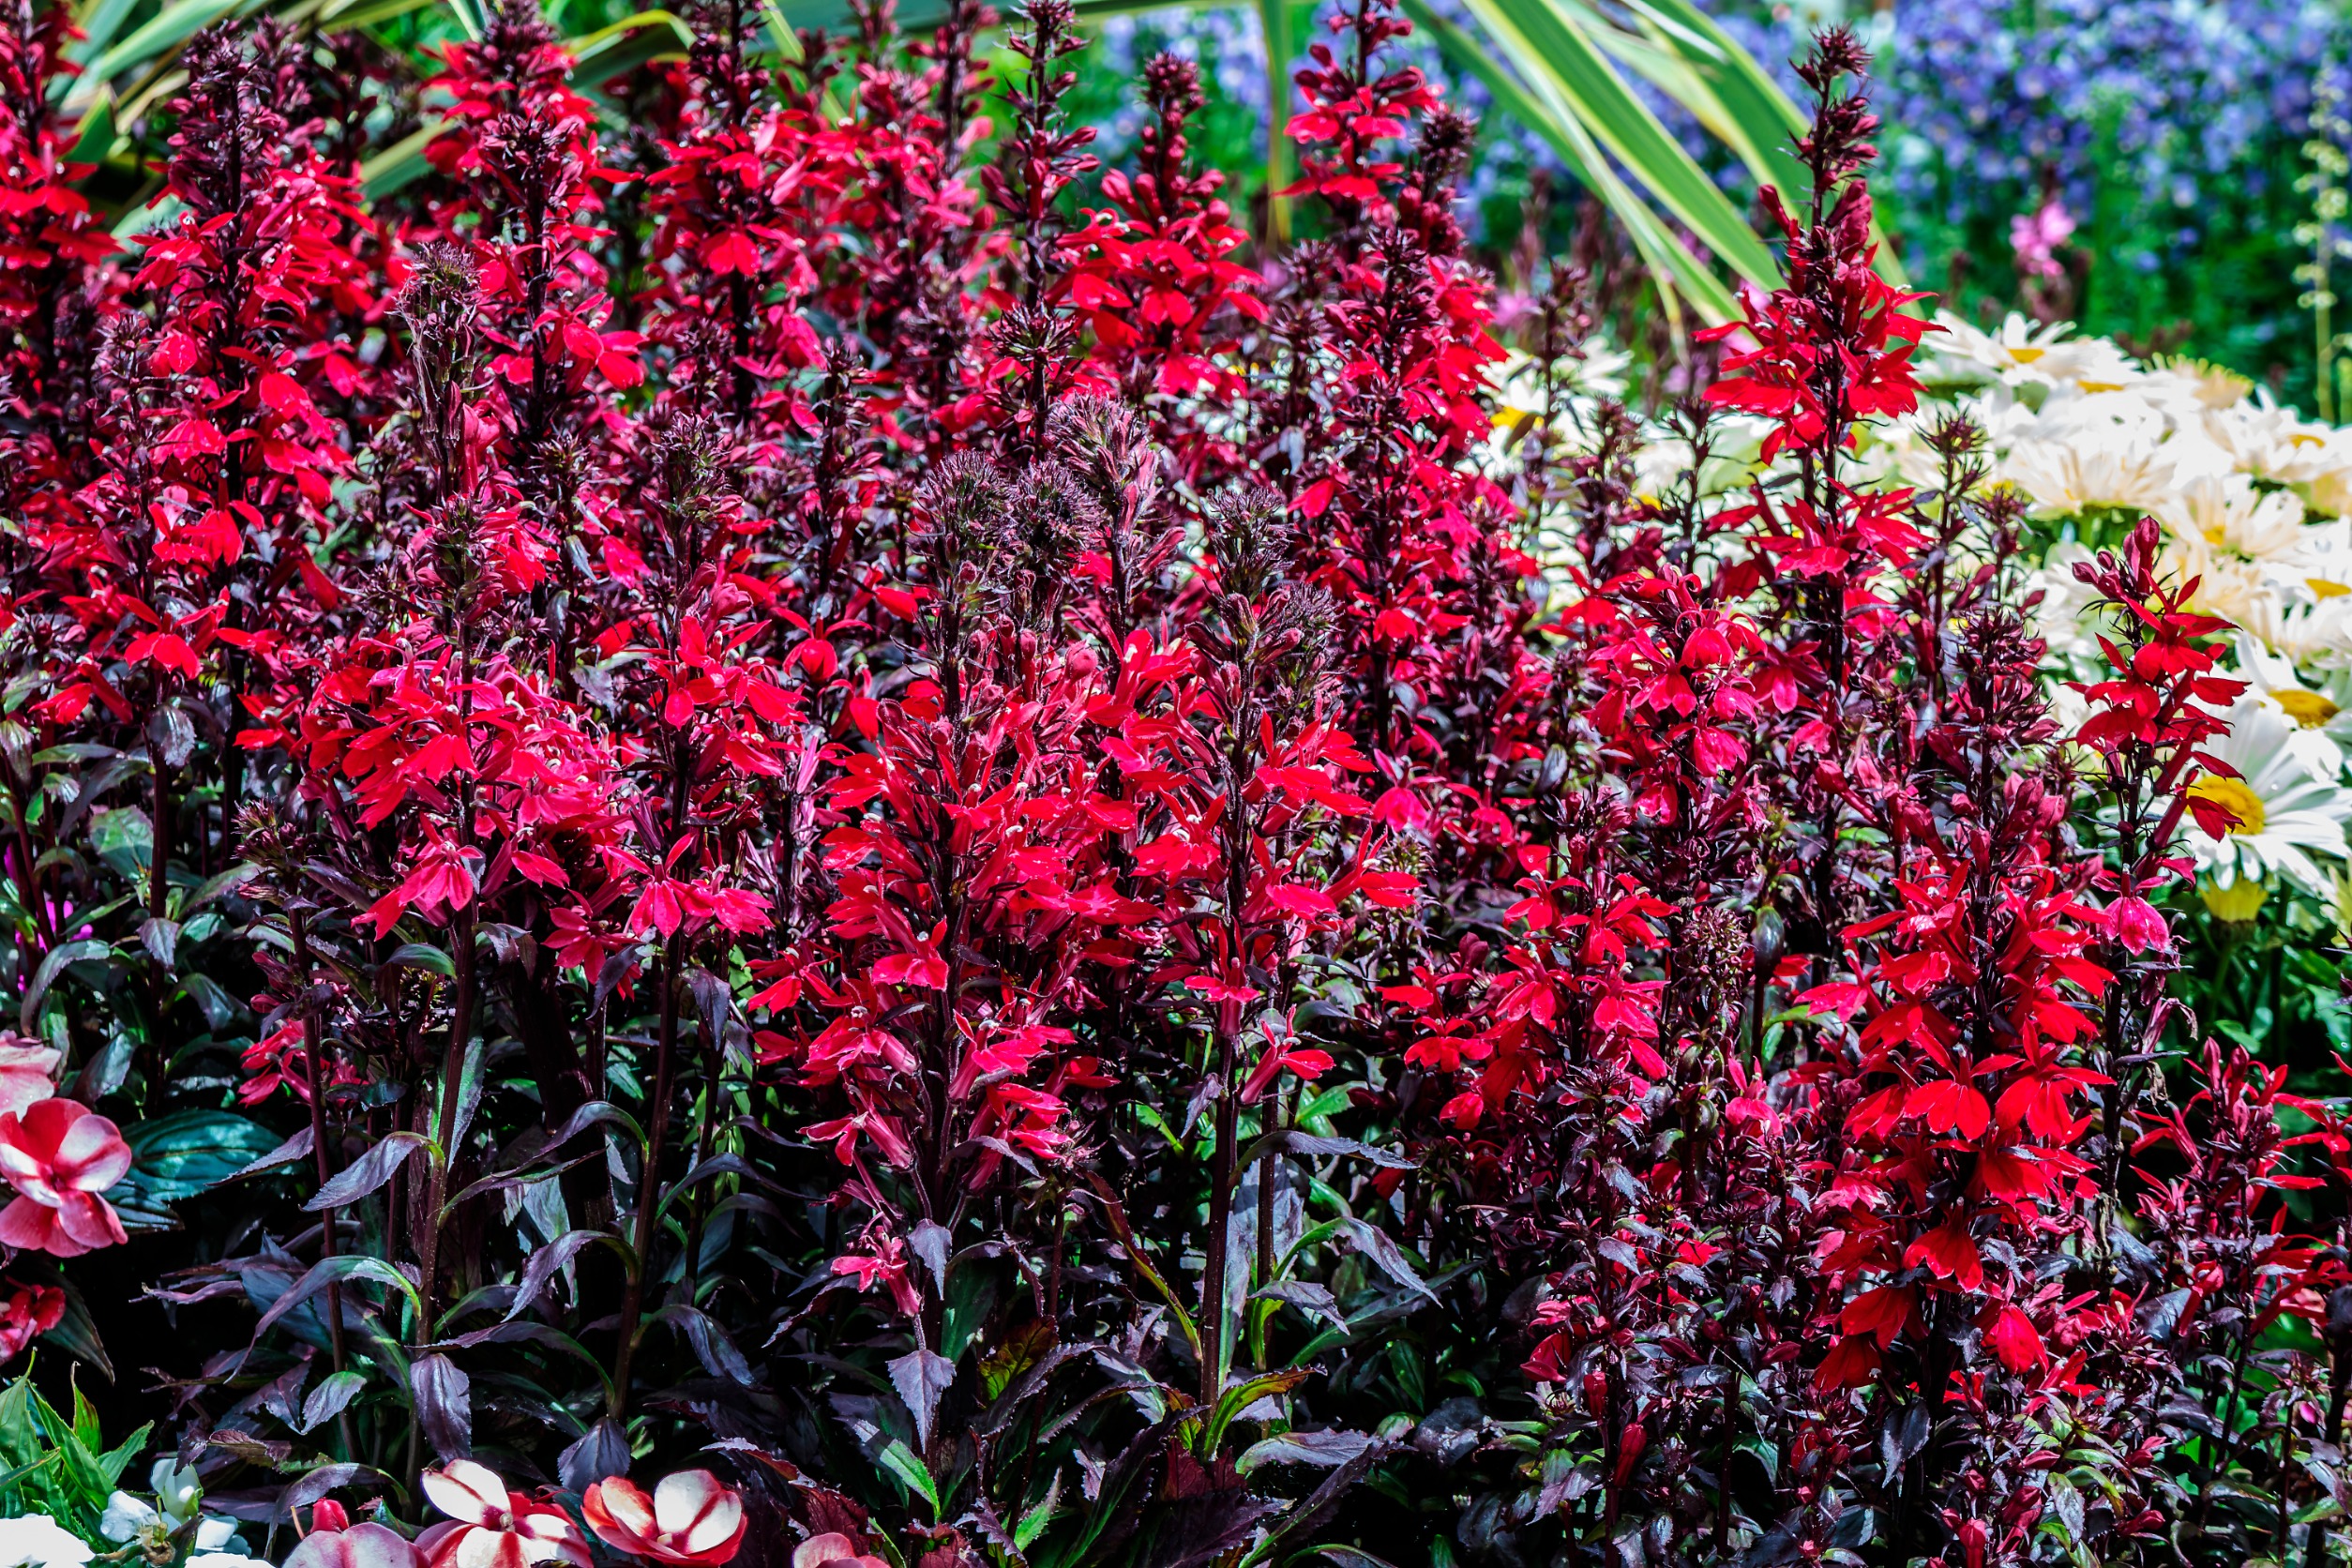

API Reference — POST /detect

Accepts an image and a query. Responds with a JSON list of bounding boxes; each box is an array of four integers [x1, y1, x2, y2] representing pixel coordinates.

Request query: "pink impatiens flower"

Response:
[[581, 1470, 746, 1566], [791, 1537, 886, 1568], [0, 1035, 59, 1118], [416, 1461, 590, 1568], [285, 1519, 422, 1568], [0, 1099, 131, 1257]]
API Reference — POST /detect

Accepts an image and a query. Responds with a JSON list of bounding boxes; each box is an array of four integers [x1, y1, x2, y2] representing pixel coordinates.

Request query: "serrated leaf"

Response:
[[889, 1347, 955, 1449], [877, 1440, 939, 1517]]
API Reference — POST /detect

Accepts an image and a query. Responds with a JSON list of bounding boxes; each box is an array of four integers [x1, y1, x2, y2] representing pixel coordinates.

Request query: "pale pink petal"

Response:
[[415, 1520, 464, 1568], [680, 1500, 742, 1557], [288, 1524, 424, 1568], [18, 1098, 78, 1153], [452, 1529, 530, 1568], [0, 1117, 53, 1198], [0, 1046, 60, 1120], [651, 1471, 722, 1537], [52, 1110, 130, 1191], [55, 1190, 124, 1251], [792, 1536, 859, 1568], [425, 1462, 510, 1527], [0, 1196, 69, 1256], [591, 1478, 657, 1542]]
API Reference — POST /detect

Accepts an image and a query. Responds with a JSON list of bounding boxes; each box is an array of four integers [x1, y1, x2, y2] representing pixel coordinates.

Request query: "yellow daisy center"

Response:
[[2079, 380, 2125, 393], [2313, 579, 2352, 599], [2190, 775, 2267, 837], [2200, 877, 2269, 923], [2275, 689, 2342, 728], [2008, 346, 2045, 364]]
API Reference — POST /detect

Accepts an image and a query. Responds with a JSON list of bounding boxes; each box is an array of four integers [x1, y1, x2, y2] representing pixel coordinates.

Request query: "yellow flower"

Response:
[[2185, 698, 2352, 897], [2188, 774, 2266, 836], [2199, 876, 2269, 923], [2274, 688, 2344, 728]]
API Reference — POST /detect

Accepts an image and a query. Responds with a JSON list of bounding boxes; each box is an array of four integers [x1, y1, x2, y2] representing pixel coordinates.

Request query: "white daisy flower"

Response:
[[2195, 400, 2349, 490], [2001, 430, 2178, 517], [2234, 634, 2352, 776], [2027, 542, 2110, 668], [2137, 357, 2254, 415], [2154, 474, 2311, 566], [2230, 589, 2352, 668], [1928, 312, 2138, 393], [2185, 698, 2352, 897]]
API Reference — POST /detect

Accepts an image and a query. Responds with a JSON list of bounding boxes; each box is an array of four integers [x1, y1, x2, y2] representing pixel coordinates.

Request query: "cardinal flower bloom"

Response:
[[417, 1462, 591, 1568], [0, 1099, 132, 1257], [581, 1471, 746, 1566]]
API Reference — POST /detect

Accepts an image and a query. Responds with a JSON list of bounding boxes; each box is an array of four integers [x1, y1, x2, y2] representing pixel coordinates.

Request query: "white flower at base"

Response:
[[102, 1460, 253, 1568], [2186, 699, 2352, 897], [102, 1458, 203, 1545], [0, 1517, 92, 1568]]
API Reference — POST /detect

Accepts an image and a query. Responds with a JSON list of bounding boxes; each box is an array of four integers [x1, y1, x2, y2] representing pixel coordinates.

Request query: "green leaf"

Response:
[[1612, 0, 1905, 282], [569, 9, 692, 102], [876, 1440, 940, 1518], [64, 93, 116, 169], [320, 0, 436, 28], [1014, 1477, 1060, 1550], [1200, 1367, 1308, 1457], [1259, 0, 1299, 244], [1402, 0, 1734, 328], [38, 1281, 113, 1383], [384, 941, 457, 978], [1448, 0, 1777, 286], [112, 1108, 285, 1229], [361, 122, 445, 200], [19, 939, 111, 1034], [91, 0, 245, 81], [183, 860, 260, 913], [63, 0, 145, 79]]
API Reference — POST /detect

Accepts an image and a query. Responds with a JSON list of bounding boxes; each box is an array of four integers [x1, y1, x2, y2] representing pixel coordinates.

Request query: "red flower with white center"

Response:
[[581, 1470, 746, 1566], [286, 1522, 424, 1568], [0, 1099, 132, 1258], [416, 1462, 591, 1568]]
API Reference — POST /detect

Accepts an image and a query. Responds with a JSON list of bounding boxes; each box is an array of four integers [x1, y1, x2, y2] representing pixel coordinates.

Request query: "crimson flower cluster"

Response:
[[0, 7, 2335, 1567]]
